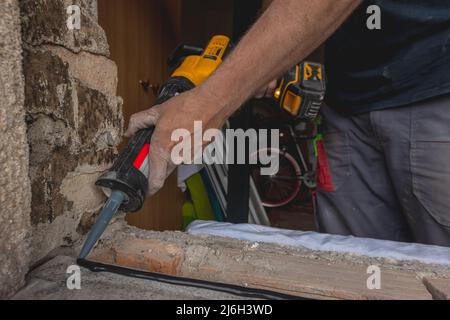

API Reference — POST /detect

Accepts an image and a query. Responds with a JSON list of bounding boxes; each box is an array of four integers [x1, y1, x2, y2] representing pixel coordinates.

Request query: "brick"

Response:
[[93, 238, 184, 276]]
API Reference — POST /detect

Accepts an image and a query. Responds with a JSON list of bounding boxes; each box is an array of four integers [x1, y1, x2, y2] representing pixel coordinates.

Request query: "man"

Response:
[[125, 0, 450, 246]]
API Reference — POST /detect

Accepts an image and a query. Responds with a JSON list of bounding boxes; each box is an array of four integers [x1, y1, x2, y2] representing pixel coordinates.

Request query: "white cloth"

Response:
[[187, 220, 450, 266]]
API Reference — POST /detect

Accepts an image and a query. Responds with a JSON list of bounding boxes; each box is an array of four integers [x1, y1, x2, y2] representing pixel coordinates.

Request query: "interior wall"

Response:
[[0, 0, 31, 299], [98, 0, 185, 231], [180, 0, 234, 45]]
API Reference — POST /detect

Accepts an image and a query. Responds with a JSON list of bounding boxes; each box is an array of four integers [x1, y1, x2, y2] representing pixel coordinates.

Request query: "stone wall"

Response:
[[20, 0, 123, 264], [0, 0, 32, 299], [0, 0, 122, 298]]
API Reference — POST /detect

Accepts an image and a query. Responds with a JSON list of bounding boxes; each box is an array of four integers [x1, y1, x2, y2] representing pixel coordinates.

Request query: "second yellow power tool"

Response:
[[274, 62, 326, 122]]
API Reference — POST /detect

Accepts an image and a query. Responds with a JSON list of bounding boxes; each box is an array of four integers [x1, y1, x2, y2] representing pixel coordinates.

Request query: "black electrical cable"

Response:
[[77, 258, 310, 300]]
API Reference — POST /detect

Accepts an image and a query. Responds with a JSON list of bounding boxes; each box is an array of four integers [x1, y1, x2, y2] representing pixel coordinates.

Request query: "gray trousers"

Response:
[[316, 94, 450, 247]]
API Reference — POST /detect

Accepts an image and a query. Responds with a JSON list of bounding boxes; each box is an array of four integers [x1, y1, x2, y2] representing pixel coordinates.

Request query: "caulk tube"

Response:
[[79, 190, 125, 259]]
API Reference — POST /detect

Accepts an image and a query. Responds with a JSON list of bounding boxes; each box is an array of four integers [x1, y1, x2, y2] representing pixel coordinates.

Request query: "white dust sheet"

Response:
[[187, 221, 450, 266]]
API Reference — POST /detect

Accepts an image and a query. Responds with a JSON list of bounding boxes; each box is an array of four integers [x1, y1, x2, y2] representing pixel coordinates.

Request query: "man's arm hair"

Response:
[[199, 0, 362, 119]]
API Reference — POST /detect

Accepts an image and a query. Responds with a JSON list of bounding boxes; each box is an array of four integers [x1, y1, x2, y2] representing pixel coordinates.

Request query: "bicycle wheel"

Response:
[[251, 148, 302, 208]]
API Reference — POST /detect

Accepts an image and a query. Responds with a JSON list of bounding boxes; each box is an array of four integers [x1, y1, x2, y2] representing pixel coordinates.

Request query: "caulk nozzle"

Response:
[[78, 190, 125, 259]]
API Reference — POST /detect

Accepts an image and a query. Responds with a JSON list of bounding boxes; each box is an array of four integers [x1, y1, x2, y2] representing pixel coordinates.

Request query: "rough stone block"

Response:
[[20, 0, 109, 56], [0, 0, 32, 299], [76, 82, 123, 152], [23, 49, 75, 126], [47, 45, 118, 96], [28, 135, 78, 225], [29, 164, 107, 263]]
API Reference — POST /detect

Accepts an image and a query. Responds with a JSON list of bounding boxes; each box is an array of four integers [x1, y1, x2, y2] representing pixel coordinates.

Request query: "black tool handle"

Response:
[[96, 77, 195, 212]]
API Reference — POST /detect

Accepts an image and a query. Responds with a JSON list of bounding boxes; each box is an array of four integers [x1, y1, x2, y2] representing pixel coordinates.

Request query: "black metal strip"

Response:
[[77, 258, 309, 300]]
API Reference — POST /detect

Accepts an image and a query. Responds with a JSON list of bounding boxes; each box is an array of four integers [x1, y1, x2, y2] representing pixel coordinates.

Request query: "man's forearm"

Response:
[[200, 0, 361, 119]]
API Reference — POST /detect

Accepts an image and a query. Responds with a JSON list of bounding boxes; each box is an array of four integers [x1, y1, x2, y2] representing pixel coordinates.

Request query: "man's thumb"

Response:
[[124, 107, 161, 138]]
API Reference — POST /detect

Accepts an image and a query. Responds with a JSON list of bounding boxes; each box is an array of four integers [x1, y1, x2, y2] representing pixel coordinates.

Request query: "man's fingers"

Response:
[[147, 145, 176, 196], [254, 88, 266, 99], [124, 106, 161, 138], [254, 80, 278, 99], [265, 79, 278, 97]]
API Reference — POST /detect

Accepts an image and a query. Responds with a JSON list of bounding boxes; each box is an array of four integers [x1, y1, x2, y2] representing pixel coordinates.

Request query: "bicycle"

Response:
[[250, 102, 317, 208]]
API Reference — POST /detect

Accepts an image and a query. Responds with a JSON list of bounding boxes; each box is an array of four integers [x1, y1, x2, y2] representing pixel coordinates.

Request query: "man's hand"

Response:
[[124, 88, 227, 196], [124, 81, 276, 196]]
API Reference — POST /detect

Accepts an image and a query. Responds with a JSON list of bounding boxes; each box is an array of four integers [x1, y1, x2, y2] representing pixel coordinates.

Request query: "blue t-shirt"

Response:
[[325, 0, 450, 114]]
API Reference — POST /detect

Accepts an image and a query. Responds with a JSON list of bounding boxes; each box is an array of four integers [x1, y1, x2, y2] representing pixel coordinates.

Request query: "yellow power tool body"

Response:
[[274, 62, 326, 122]]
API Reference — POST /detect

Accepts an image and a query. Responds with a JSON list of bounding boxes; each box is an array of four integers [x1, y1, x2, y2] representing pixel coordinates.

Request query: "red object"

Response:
[[316, 140, 335, 192], [133, 143, 150, 169]]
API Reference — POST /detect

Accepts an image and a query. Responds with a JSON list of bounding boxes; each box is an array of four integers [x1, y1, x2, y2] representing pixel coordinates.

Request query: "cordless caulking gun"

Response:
[[78, 35, 232, 259]]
